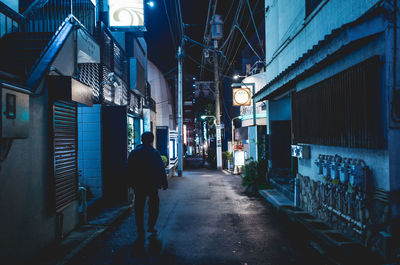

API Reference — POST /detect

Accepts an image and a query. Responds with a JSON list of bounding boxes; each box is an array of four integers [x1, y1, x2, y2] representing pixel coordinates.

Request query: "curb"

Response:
[[258, 189, 383, 264], [57, 204, 133, 265], [30, 204, 133, 265]]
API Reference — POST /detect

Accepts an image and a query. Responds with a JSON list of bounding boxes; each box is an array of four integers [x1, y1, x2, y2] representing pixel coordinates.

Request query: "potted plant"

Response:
[[225, 151, 233, 170], [242, 158, 269, 194]]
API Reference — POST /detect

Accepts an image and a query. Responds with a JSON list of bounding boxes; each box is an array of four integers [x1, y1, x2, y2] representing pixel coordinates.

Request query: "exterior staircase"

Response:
[[0, 32, 53, 77], [0, 0, 95, 86]]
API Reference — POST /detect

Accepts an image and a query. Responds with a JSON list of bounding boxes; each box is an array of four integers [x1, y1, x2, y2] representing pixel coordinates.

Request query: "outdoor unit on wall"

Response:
[[291, 144, 310, 159], [0, 83, 30, 139]]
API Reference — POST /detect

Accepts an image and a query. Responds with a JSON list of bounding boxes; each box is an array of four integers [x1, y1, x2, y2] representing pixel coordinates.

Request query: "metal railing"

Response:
[[0, 0, 95, 38], [0, 2, 24, 39]]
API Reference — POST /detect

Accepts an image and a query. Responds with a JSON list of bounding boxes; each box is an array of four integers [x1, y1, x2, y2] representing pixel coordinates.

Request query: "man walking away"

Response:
[[126, 132, 168, 241]]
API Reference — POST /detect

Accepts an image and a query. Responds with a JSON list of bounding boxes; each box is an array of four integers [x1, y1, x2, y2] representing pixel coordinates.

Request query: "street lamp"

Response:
[[201, 115, 216, 121], [233, 74, 246, 80]]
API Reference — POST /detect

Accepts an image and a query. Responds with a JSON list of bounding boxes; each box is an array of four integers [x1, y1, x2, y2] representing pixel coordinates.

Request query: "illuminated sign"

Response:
[[233, 88, 251, 106], [109, 0, 145, 27], [234, 145, 244, 151], [234, 150, 245, 166]]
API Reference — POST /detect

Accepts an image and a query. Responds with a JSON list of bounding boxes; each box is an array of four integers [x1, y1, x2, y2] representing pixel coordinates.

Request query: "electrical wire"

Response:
[[234, 24, 264, 62], [200, 0, 213, 79], [220, 0, 247, 73], [163, 66, 178, 77], [162, 0, 177, 51], [219, 0, 243, 50], [186, 53, 232, 79], [175, 0, 184, 45], [184, 35, 230, 68], [223, 0, 262, 75], [245, 0, 265, 54]]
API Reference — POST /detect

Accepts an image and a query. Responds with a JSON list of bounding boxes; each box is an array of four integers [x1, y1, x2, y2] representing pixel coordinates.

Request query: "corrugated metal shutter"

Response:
[[52, 100, 78, 212]]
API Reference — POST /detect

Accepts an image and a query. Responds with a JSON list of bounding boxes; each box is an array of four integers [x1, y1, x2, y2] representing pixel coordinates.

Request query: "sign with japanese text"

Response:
[[234, 144, 244, 151], [233, 88, 251, 106]]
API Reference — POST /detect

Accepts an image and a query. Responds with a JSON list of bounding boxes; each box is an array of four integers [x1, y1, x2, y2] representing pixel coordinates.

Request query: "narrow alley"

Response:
[[66, 169, 323, 265], [1, 1, 399, 264]]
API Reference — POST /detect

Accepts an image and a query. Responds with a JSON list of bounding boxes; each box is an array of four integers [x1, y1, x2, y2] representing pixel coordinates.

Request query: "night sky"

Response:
[[144, 0, 265, 79]]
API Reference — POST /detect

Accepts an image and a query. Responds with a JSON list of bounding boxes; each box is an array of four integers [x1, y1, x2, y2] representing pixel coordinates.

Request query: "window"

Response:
[[306, 0, 323, 17], [292, 57, 383, 149]]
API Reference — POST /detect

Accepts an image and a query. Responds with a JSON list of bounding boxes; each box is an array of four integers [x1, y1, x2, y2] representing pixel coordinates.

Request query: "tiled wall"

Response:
[[78, 105, 102, 199]]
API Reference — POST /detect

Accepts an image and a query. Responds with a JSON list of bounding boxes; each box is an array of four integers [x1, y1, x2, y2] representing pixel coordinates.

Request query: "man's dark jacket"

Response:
[[126, 144, 168, 190]]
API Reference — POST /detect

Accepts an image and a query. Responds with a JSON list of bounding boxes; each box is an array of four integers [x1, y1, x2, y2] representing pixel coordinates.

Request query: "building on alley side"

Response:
[[255, 0, 400, 261]]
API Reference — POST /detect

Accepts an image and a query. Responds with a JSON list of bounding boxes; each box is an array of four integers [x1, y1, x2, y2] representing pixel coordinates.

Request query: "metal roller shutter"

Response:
[[52, 100, 78, 212]]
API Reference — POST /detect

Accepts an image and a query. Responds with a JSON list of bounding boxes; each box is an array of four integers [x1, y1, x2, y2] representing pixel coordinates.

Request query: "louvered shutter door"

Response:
[[52, 100, 78, 212]]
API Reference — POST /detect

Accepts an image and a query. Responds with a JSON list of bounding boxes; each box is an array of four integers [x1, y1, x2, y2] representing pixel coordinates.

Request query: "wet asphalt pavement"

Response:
[[67, 169, 326, 265]]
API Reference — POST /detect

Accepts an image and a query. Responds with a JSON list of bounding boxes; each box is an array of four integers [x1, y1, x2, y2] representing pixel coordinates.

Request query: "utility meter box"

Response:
[[1, 85, 30, 138], [291, 144, 310, 159]]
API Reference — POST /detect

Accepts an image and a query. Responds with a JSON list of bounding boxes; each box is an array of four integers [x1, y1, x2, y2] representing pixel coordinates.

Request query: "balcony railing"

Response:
[[0, 0, 95, 39], [0, 2, 24, 38]]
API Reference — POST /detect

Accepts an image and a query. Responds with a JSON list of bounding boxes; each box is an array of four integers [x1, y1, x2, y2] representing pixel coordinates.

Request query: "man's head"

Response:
[[141, 132, 154, 145]]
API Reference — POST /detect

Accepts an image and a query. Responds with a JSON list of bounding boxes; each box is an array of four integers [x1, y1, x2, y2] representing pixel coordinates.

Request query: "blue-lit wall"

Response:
[[78, 104, 103, 199], [269, 96, 291, 121]]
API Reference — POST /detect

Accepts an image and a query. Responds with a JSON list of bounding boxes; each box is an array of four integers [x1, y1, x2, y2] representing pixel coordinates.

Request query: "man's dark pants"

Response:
[[134, 188, 159, 238]]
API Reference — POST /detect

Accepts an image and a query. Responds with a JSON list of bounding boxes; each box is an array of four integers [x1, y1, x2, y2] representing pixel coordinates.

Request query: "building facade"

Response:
[[256, 0, 400, 260], [0, 0, 149, 263]]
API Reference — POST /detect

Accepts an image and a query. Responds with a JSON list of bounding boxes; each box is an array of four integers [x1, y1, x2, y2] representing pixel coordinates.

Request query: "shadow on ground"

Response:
[[109, 235, 176, 265]]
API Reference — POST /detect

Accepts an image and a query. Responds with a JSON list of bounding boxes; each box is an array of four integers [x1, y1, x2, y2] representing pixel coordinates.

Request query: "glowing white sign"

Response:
[[234, 150, 245, 166], [109, 0, 145, 27]]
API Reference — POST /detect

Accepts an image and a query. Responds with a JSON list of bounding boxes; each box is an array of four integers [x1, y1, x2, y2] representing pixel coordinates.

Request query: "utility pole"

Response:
[[213, 48, 223, 170], [177, 46, 183, 176], [211, 14, 223, 171]]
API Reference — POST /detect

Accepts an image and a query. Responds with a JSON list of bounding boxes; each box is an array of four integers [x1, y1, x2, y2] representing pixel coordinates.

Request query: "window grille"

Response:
[[292, 57, 383, 149]]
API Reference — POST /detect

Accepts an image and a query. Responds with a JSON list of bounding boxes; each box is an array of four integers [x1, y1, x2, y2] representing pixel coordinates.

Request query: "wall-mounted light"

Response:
[[233, 74, 246, 80], [147, 1, 155, 7]]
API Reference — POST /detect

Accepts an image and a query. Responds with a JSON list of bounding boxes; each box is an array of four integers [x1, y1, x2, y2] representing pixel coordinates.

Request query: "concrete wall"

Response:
[[148, 60, 174, 129], [78, 104, 102, 199], [264, 0, 392, 192], [0, 27, 81, 264], [269, 95, 291, 121], [0, 87, 78, 264], [294, 34, 390, 191], [265, 0, 380, 84], [298, 145, 389, 189], [248, 126, 258, 161]]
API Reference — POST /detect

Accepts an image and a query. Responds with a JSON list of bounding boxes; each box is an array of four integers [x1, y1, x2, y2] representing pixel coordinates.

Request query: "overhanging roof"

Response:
[[254, 4, 387, 102]]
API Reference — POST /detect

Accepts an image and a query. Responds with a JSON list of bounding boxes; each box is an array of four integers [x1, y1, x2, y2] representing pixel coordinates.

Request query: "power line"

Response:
[[234, 24, 264, 62], [175, 0, 184, 44], [245, 0, 265, 54], [220, 0, 246, 73], [219, 0, 242, 50], [200, 0, 213, 79], [163, 66, 178, 76], [186, 53, 231, 79], [223, 0, 262, 75], [162, 0, 177, 51]]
